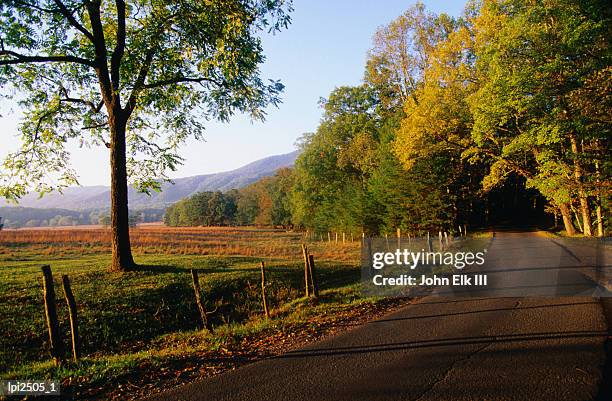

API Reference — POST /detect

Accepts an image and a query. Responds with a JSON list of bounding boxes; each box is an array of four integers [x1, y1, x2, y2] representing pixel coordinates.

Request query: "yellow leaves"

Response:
[[389, 8, 477, 173], [336, 132, 378, 175], [482, 159, 510, 191], [426, 25, 475, 87], [394, 71, 473, 172], [472, 0, 509, 51]]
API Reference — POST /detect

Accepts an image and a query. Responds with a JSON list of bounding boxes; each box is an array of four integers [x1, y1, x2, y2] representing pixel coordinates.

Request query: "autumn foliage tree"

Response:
[[468, 0, 610, 236], [235, 167, 293, 227], [0, 0, 292, 270], [295, 0, 609, 236], [392, 0, 610, 236]]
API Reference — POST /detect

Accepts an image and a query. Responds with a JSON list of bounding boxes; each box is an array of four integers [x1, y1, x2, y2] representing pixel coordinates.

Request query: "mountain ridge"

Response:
[[1, 150, 299, 211]]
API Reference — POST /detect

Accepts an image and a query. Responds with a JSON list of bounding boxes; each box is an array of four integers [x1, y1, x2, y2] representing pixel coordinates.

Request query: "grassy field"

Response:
[[0, 226, 399, 400]]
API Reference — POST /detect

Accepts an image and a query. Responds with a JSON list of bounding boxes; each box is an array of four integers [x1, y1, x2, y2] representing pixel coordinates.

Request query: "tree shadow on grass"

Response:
[[76, 268, 284, 355], [132, 264, 215, 274]]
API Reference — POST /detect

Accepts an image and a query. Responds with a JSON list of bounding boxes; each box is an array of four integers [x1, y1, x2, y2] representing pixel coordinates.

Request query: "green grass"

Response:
[[0, 231, 379, 399]]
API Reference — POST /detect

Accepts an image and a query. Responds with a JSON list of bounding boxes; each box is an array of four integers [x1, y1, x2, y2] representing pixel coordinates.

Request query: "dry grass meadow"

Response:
[[0, 225, 399, 400]]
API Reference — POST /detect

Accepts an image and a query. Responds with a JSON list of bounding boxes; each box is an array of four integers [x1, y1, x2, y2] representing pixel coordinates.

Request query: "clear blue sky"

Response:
[[0, 0, 465, 187]]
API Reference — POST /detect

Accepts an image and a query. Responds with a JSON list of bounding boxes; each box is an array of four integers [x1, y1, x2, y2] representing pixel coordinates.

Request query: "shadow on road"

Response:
[[369, 301, 598, 323], [276, 330, 607, 359]]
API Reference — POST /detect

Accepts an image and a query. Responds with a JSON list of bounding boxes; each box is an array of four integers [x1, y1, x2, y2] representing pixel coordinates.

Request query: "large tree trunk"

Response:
[[569, 134, 592, 236], [109, 112, 135, 271], [558, 202, 576, 236]]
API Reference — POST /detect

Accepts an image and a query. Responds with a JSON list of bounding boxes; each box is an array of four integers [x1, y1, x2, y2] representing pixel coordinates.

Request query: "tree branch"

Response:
[[52, 0, 94, 42], [0, 49, 95, 67], [126, 50, 155, 114], [143, 76, 218, 89], [59, 88, 104, 113], [82, 121, 109, 130]]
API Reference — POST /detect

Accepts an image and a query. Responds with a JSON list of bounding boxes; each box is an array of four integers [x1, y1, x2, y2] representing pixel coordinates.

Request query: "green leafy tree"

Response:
[[164, 191, 236, 227], [291, 85, 381, 233], [235, 185, 260, 225], [268, 168, 294, 227], [237, 168, 295, 227], [0, 0, 292, 270], [206, 191, 233, 226], [370, 138, 454, 234], [57, 215, 76, 226], [469, 0, 611, 236], [24, 219, 41, 227]]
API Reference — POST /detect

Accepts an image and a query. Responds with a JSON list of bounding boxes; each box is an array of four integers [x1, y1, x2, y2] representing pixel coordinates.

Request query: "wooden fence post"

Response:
[[335, 232, 338, 243], [191, 269, 213, 332], [308, 255, 319, 299], [41, 265, 63, 364], [342, 232, 345, 243], [444, 232, 449, 247], [427, 232, 433, 252], [260, 262, 270, 318], [464, 224, 467, 237], [328, 232, 331, 243], [439, 231, 443, 250], [61, 275, 80, 362], [301, 244, 311, 297]]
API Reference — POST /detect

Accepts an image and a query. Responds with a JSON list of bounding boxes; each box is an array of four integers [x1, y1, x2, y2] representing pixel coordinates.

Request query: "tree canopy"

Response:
[[0, 0, 292, 270], [289, 0, 610, 236], [468, 0, 611, 235], [0, 0, 292, 197]]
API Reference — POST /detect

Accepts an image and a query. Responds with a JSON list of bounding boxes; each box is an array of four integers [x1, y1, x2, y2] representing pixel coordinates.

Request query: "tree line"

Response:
[[293, 0, 610, 237], [168, 0, 610, 237], [164, 168, 293, 227], [0, 207, 164, 229], [291, 0, 610, 237]]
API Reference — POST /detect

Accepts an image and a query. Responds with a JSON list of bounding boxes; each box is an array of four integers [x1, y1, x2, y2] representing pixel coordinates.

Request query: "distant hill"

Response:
[[0, 206, 164, 229], [1, 150, 299, 211]]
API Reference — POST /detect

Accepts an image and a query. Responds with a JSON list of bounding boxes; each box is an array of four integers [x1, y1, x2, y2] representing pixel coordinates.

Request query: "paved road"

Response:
[[144, 232, 609, 401]]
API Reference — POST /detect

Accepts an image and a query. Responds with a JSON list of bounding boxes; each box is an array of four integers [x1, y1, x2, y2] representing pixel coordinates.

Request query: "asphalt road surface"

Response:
[[144, 232, 610, 401]]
